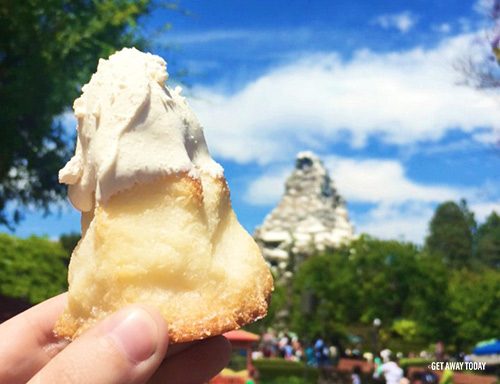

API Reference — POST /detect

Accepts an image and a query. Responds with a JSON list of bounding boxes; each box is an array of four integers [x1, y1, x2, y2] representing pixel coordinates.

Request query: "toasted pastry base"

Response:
[[55, 172, 273, 343]]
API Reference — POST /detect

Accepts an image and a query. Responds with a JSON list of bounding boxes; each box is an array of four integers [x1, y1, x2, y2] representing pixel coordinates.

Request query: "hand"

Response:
[[0, 293, 232, 384]]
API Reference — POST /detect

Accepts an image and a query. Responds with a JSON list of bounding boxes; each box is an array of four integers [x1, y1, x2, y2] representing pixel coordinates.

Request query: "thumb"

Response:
[[28, 305, 169, 384]]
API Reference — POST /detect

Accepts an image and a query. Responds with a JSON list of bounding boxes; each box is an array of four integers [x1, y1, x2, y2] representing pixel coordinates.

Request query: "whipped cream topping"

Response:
[[59, 48, 223, 212]]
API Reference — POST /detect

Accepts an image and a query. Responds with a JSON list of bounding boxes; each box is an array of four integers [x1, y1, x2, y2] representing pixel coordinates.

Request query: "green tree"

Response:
[[447, 268, 500, 349], [425, 201, 474, 267], [0, 0, 178, 227], [59, 232, 81, 255], [59, 232, 81, 268], [0, 234, 68, 303], [408, 252, 452, 343], [476, 211, 500, 268], [291, 245, 360, 339], [290, 236, 425, 341]]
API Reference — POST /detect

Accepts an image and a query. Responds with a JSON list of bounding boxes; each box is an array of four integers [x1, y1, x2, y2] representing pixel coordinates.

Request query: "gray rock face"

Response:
[[254, 151, 355, 280]]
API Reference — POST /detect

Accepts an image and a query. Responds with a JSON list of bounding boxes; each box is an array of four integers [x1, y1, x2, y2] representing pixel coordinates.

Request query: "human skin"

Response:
[[0, 293, 232, 384]]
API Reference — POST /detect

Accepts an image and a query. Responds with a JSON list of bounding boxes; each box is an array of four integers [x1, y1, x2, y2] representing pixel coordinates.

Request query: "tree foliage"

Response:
[[476, 211, 500, 267], [447, 269, 500, 348], [59, 232, 81, 258], [0, 0, 175, 227], [0, 233, 68, 304], [425, 201, 475, 267], [287, 202, 500, 352], [290, 236, 434, 343]]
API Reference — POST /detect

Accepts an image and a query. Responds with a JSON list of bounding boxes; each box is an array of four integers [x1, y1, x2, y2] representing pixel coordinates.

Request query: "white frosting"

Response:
[[59, 48, 223, 212]]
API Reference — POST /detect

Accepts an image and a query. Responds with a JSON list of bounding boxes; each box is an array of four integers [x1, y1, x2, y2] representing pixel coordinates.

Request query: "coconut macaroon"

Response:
[[55, 48, 273, 343]]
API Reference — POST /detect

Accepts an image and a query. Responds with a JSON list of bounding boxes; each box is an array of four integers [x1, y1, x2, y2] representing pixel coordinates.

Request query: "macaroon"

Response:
[[55, 48, 274, 343]]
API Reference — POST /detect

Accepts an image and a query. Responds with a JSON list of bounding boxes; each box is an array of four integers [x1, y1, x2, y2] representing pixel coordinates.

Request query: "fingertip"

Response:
[[151, 334, 233, 383], [27, 304, 171, 384], [104, 305, 168, 364], [213, 335, 232, 366]]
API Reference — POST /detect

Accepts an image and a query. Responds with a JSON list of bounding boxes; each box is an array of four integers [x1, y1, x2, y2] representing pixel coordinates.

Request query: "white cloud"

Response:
[[458, 17, 472, 33], [191, 33, 500, 165], [182, 28, 500, 244], [162, 27, 313, 45], [324, 157, 465, 204], [244, 156, 466, 207], [473, 0, 496, 16], [163, 29, 258, 44], [372, 11, 418, 33], [325, 156, 470, 243], [244, 167, 291, 205], [355, 202, 435, 243], [243, 155, 497, 243], [432, 23, 452, 33], [470, 201, 500, 222], [358, 197, 500, 244]]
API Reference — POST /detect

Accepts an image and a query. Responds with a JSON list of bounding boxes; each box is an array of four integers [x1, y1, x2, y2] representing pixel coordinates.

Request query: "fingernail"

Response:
[[106, 307, 159, 364]]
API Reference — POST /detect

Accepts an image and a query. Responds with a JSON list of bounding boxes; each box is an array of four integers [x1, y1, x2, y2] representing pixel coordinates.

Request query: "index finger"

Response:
[[0, 293, 69, 384]]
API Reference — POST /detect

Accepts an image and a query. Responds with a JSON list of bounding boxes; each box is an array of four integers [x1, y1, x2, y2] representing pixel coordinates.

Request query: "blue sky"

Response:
[[6, 0, 500, 243]]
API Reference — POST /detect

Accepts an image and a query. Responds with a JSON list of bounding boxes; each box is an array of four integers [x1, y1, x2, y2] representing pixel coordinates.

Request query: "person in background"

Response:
[[380, 348, 392, 363], [374, 354, 404, 384], [284, 342, 294, 360], [278, 331, 290, 358], [373, 357, 384, 384], [351, 365, 362, 384], [422, 366, 438, 384]]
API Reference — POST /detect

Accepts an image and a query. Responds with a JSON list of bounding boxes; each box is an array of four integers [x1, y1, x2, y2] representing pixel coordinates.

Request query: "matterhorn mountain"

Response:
[[254, 151, 355, 280]]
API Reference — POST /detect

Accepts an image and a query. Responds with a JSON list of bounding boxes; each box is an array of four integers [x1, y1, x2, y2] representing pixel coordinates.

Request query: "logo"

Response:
[[428, 362, 486, 371]]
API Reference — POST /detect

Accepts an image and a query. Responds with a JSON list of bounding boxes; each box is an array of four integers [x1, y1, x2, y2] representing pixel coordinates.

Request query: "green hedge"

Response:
[[0, 234, 68, 303], [399, 358, 434, 369], [253, 359, 319, 384]]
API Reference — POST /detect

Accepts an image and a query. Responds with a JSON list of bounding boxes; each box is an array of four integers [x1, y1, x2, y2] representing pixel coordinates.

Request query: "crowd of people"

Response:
[[251, 329, 338, 366], [249, 328, 457, 384]]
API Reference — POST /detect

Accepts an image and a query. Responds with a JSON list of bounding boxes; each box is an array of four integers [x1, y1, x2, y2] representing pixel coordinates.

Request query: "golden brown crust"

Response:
[[55, 172, 274, 343], [54, 290, 272, 343]]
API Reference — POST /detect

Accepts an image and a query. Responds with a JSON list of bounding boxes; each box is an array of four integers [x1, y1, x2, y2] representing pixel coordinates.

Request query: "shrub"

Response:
[[0, 234, 68, 303], [253, 359, 319, 384], [399, 358, 434, 369]]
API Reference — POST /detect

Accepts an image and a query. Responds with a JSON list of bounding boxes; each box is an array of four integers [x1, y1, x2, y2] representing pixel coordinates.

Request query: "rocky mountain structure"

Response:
[[254, 151, 355, 281]]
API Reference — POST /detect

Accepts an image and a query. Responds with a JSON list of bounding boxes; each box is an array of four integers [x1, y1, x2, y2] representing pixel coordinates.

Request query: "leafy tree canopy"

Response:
[[0, 0, 177, 227], [425, 200, 475, 267], [0, 233, 68, 303], [447, 268, 500, 348], [268, 201, 500, 351], [290, 236, 428, 341], [59, 232, 81, 258], [476, 211, 500, 267]]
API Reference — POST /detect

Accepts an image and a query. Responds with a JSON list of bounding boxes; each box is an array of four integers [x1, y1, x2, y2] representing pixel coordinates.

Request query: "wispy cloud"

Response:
[[471, 201, 500, 221], [355, 201, 436, 243], [324, 157, 467, 204], [244, 156, 467, 208], [473, 0, 497, 16], [244, 167, 291, 206], [242, 156, 498, 243], [161, 27, 314, 45], [432, 23, 452, 33], [372, 11, 418, 33], [191, 33, 500, 165]]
